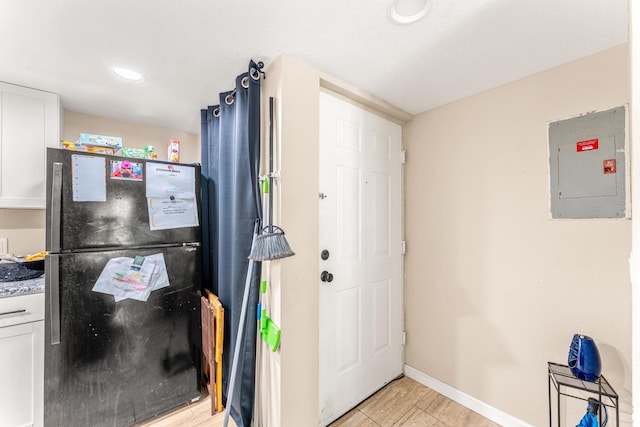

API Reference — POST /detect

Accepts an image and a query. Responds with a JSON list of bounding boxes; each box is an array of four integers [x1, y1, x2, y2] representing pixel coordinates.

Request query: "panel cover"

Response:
[[549, 106, 626, 218]]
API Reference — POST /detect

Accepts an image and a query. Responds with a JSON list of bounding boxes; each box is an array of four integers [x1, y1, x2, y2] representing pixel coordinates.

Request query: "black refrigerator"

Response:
[[44, 148, 202, 427]]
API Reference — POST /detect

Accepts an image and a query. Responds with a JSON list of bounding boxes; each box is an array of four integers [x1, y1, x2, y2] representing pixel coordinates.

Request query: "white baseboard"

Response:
[[403, 364, 534, 427]]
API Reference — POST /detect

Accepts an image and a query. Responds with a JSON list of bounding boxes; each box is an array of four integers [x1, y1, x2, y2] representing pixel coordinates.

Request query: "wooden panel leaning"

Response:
[[201, 289, 225, 415]]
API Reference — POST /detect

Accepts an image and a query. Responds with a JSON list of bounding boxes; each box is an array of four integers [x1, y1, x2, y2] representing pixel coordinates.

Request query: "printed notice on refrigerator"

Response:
[[147, 197, 199, 230], [144, 161, 198, 230], [145, 162, 196, 198], [72, 155, 107, 202]]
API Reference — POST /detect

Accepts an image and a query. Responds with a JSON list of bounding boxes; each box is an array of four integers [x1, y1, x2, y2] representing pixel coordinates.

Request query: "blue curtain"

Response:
[[200, 60, 262, 427]]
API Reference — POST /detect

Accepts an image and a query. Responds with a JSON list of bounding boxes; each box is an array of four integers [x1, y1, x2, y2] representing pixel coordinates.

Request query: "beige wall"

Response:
[[405, 44, 631, 426], [264, 54, 321, 427], [0, 209, 45, 256], [0, 111, 199, 256], [63, 110, 200, 164], [631, 3, 640, 425]]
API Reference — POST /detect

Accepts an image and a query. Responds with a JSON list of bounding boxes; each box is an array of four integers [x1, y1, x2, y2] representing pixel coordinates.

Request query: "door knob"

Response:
[[321, 250, 330, 260], [320, 271, 334, 283]]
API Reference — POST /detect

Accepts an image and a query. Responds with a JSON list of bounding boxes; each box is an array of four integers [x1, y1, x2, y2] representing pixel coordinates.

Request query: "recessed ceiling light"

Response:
[[111, 67, 145, 82], [388, 0, 433, 24]]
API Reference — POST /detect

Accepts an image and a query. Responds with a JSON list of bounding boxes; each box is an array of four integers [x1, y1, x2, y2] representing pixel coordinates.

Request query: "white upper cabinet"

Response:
[[0, 82, 60, 209]]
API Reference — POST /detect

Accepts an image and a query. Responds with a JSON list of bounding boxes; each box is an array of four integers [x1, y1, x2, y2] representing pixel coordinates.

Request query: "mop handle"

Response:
[[268, 97, 274, 234]]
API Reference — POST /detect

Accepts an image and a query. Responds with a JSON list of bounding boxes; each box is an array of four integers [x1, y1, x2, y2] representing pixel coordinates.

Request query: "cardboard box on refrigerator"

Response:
[[77, 133, 123, 148]]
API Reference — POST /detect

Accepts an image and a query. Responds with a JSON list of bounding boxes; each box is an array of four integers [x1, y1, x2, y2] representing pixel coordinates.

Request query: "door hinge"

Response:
[[402, 332, 406, 346], [401, 241, 406, 255], [401, 150, 406, 164]]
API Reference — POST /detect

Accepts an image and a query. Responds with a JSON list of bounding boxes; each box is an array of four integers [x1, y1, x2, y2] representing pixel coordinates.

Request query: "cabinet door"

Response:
[[0, 320, 44, 427], [0, 83, 60, 208]]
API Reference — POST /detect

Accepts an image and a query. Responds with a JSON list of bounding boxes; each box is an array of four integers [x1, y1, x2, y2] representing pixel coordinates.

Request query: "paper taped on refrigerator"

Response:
[[92, 253, 170, 302]]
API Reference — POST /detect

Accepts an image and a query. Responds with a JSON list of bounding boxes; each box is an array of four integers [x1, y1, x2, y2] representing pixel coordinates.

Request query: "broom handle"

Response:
[[223, 257, 255, 427], [223, 220, 260, 427], [268, 97, 274, 233]]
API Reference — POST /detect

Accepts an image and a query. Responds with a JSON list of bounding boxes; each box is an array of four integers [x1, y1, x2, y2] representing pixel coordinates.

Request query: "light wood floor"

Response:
[[329, 376, 500, 427], [135, 376, 498, 427], [135, 396, 236, 427]]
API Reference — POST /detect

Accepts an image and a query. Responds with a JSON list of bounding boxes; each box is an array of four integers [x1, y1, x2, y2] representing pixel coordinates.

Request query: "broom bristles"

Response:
[[248, 226, 295, 261]]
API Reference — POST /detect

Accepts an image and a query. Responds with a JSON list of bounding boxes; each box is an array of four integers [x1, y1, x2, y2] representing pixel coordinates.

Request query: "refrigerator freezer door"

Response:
[[44, 245, 202, 427], [45, 148, 201, 252]]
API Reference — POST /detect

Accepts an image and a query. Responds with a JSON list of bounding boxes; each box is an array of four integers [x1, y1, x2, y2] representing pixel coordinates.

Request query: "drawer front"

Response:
[[0, 292, 45, 327]]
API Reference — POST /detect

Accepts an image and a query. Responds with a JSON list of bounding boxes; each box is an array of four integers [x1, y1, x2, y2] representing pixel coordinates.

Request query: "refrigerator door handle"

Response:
[[48, 254, 61, 345], [50, 162, 63, 253]]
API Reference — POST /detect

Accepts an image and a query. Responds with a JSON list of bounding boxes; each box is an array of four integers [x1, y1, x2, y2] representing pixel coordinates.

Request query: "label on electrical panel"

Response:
[[604, 159, 616, 174], [576, 139, 599, 152]]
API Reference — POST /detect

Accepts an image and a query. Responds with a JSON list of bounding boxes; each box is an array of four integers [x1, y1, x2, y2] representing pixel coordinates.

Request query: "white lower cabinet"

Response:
[[0, 294, 45, 427]]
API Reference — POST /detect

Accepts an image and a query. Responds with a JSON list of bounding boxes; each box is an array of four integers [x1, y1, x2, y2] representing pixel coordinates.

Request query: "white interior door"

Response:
[[319, 91, 403, 426]]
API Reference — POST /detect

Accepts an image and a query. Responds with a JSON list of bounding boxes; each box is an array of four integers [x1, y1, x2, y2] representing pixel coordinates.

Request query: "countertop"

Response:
[[0, 275, 45, 298]]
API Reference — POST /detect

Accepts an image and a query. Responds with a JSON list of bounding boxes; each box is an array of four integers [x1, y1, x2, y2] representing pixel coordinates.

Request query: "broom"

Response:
[[249, 96, 294, 261]]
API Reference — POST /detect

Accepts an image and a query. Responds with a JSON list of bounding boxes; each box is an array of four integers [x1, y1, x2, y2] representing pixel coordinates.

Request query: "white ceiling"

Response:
[[0, 0, 629, 134]]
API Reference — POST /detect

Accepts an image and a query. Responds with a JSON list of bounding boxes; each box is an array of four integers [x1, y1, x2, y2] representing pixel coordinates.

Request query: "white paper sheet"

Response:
[[147, 197, 199, 231], [145, 162, 196, 198], [92, 254, 170, 302], [72, 155, 107, 202]]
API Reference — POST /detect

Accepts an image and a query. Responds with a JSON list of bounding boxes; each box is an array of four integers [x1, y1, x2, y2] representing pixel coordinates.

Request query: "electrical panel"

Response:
[[549, 106, 626, 219]]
